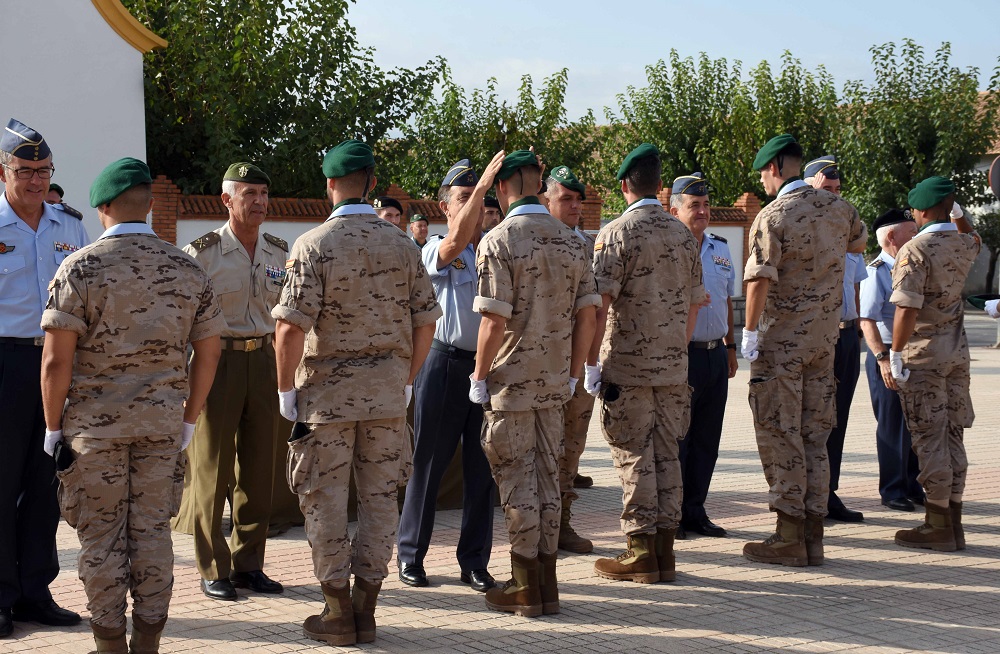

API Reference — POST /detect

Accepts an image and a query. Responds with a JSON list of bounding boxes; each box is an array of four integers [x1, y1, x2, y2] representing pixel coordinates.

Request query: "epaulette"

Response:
[[708, 233, 727, 243], [263, 233, 288, 252], [429, 233, 444, 240], [54, 203, 83, 220], [189, 231, 221, 252], [868, 258, 885, 269]]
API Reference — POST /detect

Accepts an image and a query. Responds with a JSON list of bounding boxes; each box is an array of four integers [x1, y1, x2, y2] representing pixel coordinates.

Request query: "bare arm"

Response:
[[588, 294, 612, 365], [41, 330, 79, 431], [275, 320, 305, 392], [473, 312, 507, 380], [184, 335, 222, 423], [437, 151, 505, 269], [744, 278, 770, 330], [409, 323, 435, 384], [952, 210, 976, 234], [891, 307, 919, 352], [570, 306, 597, 378]]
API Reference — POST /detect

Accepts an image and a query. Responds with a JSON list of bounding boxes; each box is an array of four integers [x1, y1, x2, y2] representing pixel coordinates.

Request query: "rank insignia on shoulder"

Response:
[[712, 255, 732, 268], [190, 232, 221, 251], [869, 258, 885, 268], [451, 258, 467, 270], [54, 241, 80, 254], [54, 203, 84, 220], [0, 242, 14, 254], [285, 258, 296, 270], [594, 242, 605, 252], [264, 233, 289, 252], [265, 263, 286, 280], [709, 233, 727, 243]]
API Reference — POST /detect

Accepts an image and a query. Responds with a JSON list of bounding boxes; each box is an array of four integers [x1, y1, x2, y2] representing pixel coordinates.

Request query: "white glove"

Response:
[[278, 388, 298, 421], [44, 429, 63, 457], [469, 375, 490, 404], [950, 202, 963, 220], [986, 299, 1000, 319], [584, 363, 602, 396], [569, 377, 579, 396], [181, 422, 196, 450], [889, 350, 910, 382], [741, 328, 759, 362], [405, 384, 413, 407]]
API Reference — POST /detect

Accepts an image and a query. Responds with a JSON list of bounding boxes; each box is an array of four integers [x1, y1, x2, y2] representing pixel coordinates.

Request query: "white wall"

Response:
[[0, 1, 148, 241]]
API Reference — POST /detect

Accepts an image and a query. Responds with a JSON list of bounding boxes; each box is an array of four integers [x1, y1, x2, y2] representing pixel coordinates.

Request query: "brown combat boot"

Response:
[[129, 614, 167, 654], [895, 502, 957, 551], [558, 500, 593, 554], [743, 511, 807, 567], [804, 514, 824, 566], [303, 581, 356, 646], [594, 533, 659, 583], [485, 553, 542, 617], [91, 621, 128, 654], [950, 501, 965, 550], [351, 577, 381, 644], [537, 551, 559, 615], [654, 528, 676, 582]]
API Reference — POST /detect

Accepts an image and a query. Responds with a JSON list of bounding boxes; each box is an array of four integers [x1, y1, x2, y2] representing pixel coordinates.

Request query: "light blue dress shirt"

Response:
[[423, 235, 480, 352], [841, 253, 868, 321], [0, 192, 90, 337], [690, 234, 735, 343], [859, 250, 896, 345]]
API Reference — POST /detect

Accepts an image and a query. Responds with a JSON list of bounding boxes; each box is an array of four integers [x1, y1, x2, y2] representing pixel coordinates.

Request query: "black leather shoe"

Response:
[[573, 474, 594, 489], [882, 497, 915, 512], [675, 525, 687, 540], [398, 563, 428, 587], [684, 517, 727, 538], [230, 570, 283, 594], [827, 501, 864, 523], [460, 569, 495, 592], [0, 608, 12, 638], [11, 600, 81, 626], [201, 578, 238, 601], [909, 495, 925, 506]]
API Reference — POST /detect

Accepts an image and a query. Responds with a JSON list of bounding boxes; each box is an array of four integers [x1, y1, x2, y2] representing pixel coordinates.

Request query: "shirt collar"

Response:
[[624, 197, 662, 213], [916, 220, 957, 236], [776, 179, 809, 198], [328, 202, 377, 220], [506, 197, 549, 219], [878, 249, 896, 268], [97, 221, 156, 240], [0, 192, 63, 229]]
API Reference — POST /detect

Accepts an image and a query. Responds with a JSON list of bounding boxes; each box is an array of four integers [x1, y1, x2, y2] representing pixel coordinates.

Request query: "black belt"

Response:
[[689, 339, 724, 350], [431, 338, 476, 360], [0, 336, 45, 347], [222, 334, 271, 352], [839, 319, 857, 330]]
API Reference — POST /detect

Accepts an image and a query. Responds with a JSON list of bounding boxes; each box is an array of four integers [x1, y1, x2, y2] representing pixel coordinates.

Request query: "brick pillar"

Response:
[[151, 175, 180, 245], [581, 185, 603, 231], [733, 192, 761, 276], [657, 188, 671, 208]]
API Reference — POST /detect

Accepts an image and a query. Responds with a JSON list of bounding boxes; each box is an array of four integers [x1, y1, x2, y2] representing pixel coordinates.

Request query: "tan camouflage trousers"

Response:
[[560, 383, 596, 501], [600, 384, 690, 535], [897, 363, 974, 502], [287, 418, 407, 585], [57, 435, 184, 630], [748, 346, 835, 519], [482, 407, 563, 559]]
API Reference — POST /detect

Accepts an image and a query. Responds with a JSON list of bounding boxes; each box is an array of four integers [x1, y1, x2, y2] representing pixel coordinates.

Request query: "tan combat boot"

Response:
[[91, 622, 128, 654], [485, 553, 542, 617], [537, 551, 560, 615], [654, 528, 676, 582], [594, 533, 659, 583], [804, 514, 824, 566], [303, 581, 356, 646], [743, 511, 808, 567], [351, 577, 381, 644], [558, 500, 593, 554], [129, 615, 166, 654], [950, 501, 965, 550], [895, 502, 957, 551]]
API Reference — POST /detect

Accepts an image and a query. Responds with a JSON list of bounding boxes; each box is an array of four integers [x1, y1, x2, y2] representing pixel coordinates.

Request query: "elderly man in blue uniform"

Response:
[[0, 118, 89, 638], [668, 173, 737, 539], [804, 155, 867, 523], [859, 208, 923, 512], [397, 155, 505, 593]]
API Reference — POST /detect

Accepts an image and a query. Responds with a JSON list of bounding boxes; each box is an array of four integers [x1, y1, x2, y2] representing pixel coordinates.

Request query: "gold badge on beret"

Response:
[[239, 165, 249, 178]]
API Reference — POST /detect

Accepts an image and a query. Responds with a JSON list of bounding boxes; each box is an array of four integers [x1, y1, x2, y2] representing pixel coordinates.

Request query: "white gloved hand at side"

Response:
[[44, 429, 63, 457], [405, 384, 413, 407], [469, 375, 490, 404], [278, 388, 298, 421], [986, 299, 1000, 319], [583, 363, 602, 396], [569, 377, 579, 396], [181, 422, 196, 450], [889, 350, 910, 382], [741, 328, 760, 362]]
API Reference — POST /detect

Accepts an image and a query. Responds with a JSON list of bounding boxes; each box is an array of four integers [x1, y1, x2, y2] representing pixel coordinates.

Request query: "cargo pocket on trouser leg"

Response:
[[169, 451, 188, 517], [480, 410, 524, 469], [600, 385, 652, 449], [748, 377, 785, 433], [56, 460, 85, 529], [286, 426, 318, 496]]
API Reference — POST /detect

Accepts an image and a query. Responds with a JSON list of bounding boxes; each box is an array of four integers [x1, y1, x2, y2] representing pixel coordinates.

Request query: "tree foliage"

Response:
[[123, 0, 441, 196]]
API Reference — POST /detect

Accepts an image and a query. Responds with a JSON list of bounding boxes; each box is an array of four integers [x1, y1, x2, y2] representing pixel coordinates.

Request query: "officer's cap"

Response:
[[322, 139, 375, 179], [616, 143, 660, 181], [671, 172, 707, 197], [223, 162, 271, 186], [90, 157, 152, 208], [496, 150, 540, 181], [442, 159, 479, 187], [908, 176, 955, 211], [752, 134, 802, 171], [872, 208, 914, 232], [804, 155, 840, 180], [549, 165, 586, 200], [372, 196, 402, 213], [1, 118, 51, 161]]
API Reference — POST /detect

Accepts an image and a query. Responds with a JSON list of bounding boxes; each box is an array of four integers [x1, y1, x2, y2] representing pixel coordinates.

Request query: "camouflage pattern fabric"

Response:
[[560, 382, 595, 502]]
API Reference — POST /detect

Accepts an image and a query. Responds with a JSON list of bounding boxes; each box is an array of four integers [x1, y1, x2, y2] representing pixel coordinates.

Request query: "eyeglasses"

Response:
[[2, 164, 55, 180]]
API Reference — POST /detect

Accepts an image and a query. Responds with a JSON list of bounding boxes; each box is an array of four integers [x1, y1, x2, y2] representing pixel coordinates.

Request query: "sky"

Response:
[[347, 0, 1000, 121]]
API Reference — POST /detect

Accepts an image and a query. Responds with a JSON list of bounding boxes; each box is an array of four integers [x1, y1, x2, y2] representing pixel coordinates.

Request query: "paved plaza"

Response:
[[5, 315, 1000, 653]]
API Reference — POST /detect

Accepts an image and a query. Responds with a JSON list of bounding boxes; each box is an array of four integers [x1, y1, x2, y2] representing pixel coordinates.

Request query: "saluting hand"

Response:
[[478, 150, 506, 190]]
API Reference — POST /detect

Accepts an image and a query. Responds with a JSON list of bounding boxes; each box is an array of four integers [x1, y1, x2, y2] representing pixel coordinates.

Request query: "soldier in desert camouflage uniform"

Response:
[[587, 144, 707, 584], [272, 140, 440, 646], [741, 134, 867, 568], [40, 158, 224, 654], [888, 176, 980, 552], [470, 150, 599, 618]]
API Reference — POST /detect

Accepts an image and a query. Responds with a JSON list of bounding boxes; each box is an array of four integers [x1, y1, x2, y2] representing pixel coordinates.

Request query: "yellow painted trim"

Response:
[[91, 0, 167, 53]]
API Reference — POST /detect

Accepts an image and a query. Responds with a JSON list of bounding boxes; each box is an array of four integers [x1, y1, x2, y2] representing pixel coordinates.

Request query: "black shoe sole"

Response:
[[399, 574, 428, 588]]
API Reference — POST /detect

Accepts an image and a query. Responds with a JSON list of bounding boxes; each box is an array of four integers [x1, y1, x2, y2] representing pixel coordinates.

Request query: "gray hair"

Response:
[[437, 185, 451, 203], [0, 150, 10, 168], [221, 179, 240, 197], [876, 224, 893, 249], [669, 193, 685, 209]]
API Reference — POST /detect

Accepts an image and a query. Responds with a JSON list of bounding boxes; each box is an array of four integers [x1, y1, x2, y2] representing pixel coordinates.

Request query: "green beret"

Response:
[[967, 293, 1000, 310], [908, 176, 956, 211], [549, 165, 586, 200], [616, 143, 660, 180], [752, 133, 798, 170], [223, 162, 270, 186], [496, 150, 539, 181], [322, 139, 375, 179], [409, 214, 428, 224], [89, 157, 152, 208]]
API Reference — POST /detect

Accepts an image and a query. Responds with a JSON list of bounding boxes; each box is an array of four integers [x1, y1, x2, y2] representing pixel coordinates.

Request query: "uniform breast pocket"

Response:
[[0, 254, 28, 298], [215, 277, 244, 321]]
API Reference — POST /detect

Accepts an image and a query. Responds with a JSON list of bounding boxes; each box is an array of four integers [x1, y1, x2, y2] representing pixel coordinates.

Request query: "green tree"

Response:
[[123, 0, 441, 196]]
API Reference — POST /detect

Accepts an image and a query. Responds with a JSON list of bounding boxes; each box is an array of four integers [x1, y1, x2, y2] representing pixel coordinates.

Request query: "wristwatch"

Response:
[[725, 343, 737, 350], [875, 350, 889, 361]]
